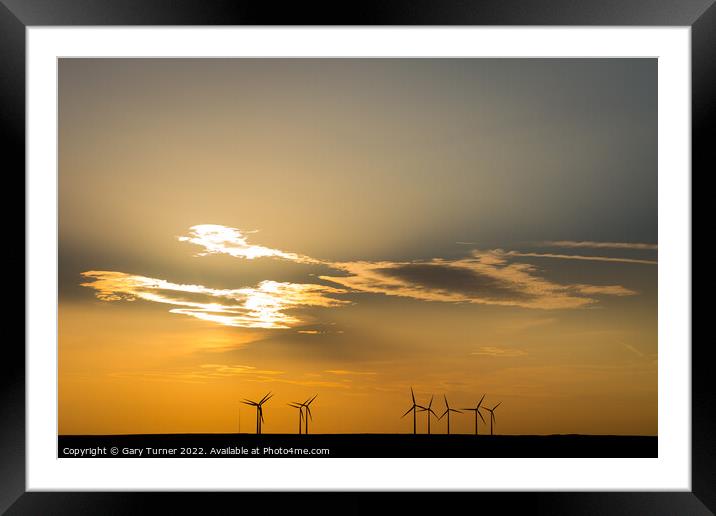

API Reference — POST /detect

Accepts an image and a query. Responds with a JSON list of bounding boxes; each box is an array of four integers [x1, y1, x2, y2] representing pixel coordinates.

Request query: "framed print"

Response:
[[4, 0, 710, 513]]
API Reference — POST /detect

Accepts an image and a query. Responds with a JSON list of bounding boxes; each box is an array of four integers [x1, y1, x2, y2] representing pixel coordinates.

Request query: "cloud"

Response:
[[80, 271, 348, 329], [320, 250, 636, 310], [178, 224, 320, 264], [297, 328, 344, 335], [496, 317, 557, 332], [108, 371, 218, 384], [504, 251, 657, 265], [622, 344, 645, 358], [108, 363, 351, 388], [199, 364, 284, 375], [81, 226, 644, 331], [324, 369, 377, 376], [177, 225, 641, 307], [471, 346, 528, 357], [542, 240, 657, 250], [572, 284, 637, 296], [376, 262, 534, 301]]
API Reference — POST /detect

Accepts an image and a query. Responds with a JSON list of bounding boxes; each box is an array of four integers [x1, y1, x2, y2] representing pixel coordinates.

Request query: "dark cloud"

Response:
[[376, 263, 534, 302]]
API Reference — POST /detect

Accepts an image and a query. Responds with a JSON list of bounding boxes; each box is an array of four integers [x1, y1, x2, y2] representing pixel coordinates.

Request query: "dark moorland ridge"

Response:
[[58, 434, 657, 458]]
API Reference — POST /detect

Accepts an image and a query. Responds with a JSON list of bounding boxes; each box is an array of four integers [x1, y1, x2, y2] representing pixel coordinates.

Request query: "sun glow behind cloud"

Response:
[[178, 224, 320, 264], [80, 271, 348, 329]]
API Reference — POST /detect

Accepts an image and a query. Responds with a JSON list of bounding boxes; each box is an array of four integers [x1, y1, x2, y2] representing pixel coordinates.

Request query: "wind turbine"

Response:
[[462, 394, 487, 436], [401, 387, 425, 434], [418, 395, 439, 434], [241, 392, 273, 434], [483, 402, 501, 435], [287, 402, 304, 434], [299, 395, 318, 434], [439, 395, 462, 434]]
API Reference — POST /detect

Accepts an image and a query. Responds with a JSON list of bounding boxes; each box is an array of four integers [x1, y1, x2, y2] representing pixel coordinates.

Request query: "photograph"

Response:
[[57, 57, 658, 459]]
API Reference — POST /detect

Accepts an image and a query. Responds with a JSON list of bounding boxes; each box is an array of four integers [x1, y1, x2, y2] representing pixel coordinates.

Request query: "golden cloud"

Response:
[[178, 224, 320, 264], [81, 225, 647, 330], [81, 271, 348, 329], [320, 250, 637, 310]]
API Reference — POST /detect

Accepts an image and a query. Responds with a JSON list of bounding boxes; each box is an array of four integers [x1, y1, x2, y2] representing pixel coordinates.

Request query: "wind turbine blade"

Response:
[[307, 394, 318, 406], [444, 394, 449, 409], [493, 402, 501, 410], [259, 392, 272, 404], [428, 395, 434, 409], [306, 406, 313, 420], [477, 394, 486, 409], [479, 411, 486, 424], [411, 387, 415, 404], [401, 406, 414, 418], [452, 409, 463, 414]]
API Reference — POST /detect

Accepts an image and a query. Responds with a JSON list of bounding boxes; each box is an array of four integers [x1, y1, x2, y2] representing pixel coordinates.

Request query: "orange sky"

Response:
[[58, 58, 657, 435]]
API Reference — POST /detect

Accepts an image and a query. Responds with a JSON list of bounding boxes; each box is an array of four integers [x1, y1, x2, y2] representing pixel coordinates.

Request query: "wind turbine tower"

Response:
[[401, 387, 425, 434], [241, 392, 273, 434], [419, 395, 439, 434], [288, 402, 304, 434], [462, 394, 487, 436], [439, 395, 462, 435], [483, 402, 502, 436], [299, 395, 318, 434]]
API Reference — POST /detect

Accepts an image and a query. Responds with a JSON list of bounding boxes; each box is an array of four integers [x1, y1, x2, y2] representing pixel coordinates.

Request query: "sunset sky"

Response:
[[58, 58, 657, 436]]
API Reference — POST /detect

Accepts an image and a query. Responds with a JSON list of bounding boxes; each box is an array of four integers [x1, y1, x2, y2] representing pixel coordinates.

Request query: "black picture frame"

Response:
[[3, 1, 708, 513]]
